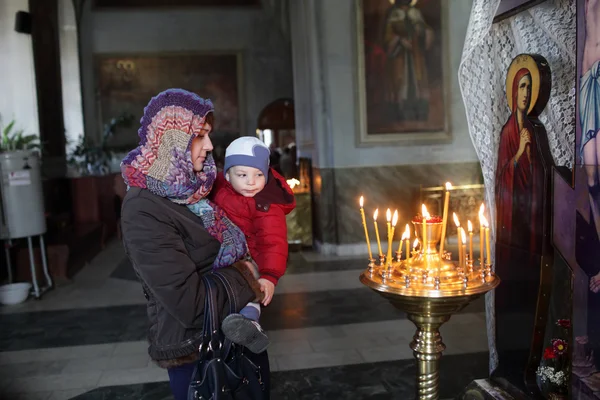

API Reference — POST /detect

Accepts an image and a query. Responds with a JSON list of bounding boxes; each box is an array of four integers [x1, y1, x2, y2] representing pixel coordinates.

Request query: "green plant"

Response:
[[0, 117, 40, 152], [67, 112, 134, 175]]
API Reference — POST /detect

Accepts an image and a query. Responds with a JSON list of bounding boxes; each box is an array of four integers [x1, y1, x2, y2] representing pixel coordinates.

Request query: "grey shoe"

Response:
[[221, 313, 270, 354]]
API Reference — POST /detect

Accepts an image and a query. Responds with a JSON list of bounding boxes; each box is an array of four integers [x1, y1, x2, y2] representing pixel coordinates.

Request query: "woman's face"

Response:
[[516, 74, 532, 113], [190, 122, 213, 172]]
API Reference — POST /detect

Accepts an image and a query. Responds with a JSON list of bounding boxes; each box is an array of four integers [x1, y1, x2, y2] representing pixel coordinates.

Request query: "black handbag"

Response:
[[188, 272, 267, 400]]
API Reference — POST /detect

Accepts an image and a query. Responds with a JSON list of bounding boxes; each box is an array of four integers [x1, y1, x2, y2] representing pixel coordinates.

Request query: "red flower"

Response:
[[543, 346, 556, 360], [552, 339, 567, 355], [556, 319, 571, 329]]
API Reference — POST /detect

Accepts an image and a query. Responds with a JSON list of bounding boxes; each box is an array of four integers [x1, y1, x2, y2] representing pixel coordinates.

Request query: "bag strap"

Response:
[[212, 271, 241, 358], [212, 271, 239, 315]]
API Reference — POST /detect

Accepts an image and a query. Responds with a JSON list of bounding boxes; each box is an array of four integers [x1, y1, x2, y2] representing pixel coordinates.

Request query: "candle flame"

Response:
[[453, 212, 461, 227], [386, 209, 392, 222], [287, 178, 300, 189], [373, 209, 379, 221], [413, 238, 419, 249], [359, 196, 364, 208], [404, 224, 410, 237], [401, 228, 409, 241], [421, 204, 430, 220], [461, 228, 467, 244], [479, 203, 485, 215], [392, 210, 399, 226], [467, 220, 473, 232], [445, 182, 453, 190], [480, 214, 489, 227]]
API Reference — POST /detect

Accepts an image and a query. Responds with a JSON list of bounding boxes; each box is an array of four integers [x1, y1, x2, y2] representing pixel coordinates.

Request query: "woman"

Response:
[[120, 88, 269, 399], [495, 68, 543, 256]]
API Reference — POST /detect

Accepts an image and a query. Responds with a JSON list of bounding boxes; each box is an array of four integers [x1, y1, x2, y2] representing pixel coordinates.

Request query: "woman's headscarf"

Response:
[[121, 88, 216, 205]]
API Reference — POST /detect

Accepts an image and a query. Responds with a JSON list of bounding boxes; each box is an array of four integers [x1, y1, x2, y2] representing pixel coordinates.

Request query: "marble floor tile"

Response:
[[0, 359, 68, 378], [276, 269, 365, 293], [267, 339, 313, 355], [96, 366, 168, 387], [48, 388, 94, 400], [61, 357, 112, 374], [7, 371, 102, 393], [309, 333, 392, 352], [358, 344, 415, 363], [275, 348, 364, 371], [67, 352, 489, 400], [15, 392, 52, 400], [112, 340, 149, 356], [0, 343, 116, 365]]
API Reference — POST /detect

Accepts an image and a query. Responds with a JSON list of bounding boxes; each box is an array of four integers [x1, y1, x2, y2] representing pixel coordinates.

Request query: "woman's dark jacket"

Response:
[[121, 187, 259, 368]]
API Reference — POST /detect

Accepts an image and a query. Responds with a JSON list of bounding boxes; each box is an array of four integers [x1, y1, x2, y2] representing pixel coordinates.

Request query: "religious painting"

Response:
[[568, 0, 600, 397], [95, 52, 243, 149], [355, 0, 449, 145], [492, 54, 554, 395]]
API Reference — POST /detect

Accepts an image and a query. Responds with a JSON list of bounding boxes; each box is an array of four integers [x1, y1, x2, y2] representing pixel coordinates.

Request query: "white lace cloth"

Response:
[[458, 0, 576, 373]]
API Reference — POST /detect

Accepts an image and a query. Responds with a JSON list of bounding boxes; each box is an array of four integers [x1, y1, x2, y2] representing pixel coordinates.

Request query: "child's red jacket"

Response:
[[211, 168, 296, 285]]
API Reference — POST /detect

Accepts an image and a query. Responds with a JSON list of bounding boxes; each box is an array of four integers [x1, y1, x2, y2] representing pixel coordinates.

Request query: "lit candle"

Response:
[[359, 196, 373, 260], [478, 204, 485, 266], [387, 210, 399, 263], [460, 228, 467, 269], [439, 182, 452, 259], [481, 215, 491, 265], [386, 209, 392, 263], [467, 220, 474, 262], [412, 238, 419, 259], [373, 209, 383, 258], [421, 204, 430, 254]]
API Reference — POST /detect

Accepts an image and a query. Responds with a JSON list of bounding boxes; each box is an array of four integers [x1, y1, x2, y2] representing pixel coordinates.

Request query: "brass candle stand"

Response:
[[360, 221, 500, 400]]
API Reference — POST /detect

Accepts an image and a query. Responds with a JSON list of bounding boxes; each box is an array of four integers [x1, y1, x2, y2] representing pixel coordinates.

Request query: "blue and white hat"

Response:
[[224, 137, 270, 180]]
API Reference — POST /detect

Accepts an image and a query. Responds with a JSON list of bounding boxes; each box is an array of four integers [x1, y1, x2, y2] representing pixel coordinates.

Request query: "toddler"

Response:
[[211, 136, 296, 353]]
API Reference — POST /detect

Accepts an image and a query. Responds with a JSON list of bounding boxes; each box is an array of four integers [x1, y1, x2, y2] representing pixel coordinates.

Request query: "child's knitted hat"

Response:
[[224, 137, 270, 180]]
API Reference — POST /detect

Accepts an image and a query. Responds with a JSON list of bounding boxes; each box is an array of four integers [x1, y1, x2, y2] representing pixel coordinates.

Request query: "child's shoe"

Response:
[[221, 313, 270, 353]]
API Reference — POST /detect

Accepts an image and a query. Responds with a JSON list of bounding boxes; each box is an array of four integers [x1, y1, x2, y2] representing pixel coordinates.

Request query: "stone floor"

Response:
[[0, 239, 490, 399]]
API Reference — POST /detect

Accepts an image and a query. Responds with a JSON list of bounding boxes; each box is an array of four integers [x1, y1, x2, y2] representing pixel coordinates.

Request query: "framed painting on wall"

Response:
[[355, 0, 451, 146], [94, 52, 244, 150]]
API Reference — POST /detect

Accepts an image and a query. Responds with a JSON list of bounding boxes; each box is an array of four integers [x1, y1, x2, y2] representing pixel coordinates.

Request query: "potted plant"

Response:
[[67, 112, 133, 176], [1, 117, 41, 154]]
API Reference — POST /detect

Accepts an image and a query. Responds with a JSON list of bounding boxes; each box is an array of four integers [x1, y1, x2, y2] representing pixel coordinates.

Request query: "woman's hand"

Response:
[[516, 128, 531, 162], [258, 278, 275, 306]]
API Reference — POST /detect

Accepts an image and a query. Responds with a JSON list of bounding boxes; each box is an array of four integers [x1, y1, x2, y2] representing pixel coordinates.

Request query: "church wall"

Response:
[[0, 0, 39, 138], [290, 0, 479, 253], [79, 5, 294, 141]]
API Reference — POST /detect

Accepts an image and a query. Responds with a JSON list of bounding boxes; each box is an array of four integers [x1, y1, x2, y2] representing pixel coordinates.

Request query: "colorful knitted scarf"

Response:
[[121, 88, 248, 269]]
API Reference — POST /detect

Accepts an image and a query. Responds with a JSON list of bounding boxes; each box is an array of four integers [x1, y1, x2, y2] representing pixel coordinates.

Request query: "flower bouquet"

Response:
[[536, 319, 571, 398]]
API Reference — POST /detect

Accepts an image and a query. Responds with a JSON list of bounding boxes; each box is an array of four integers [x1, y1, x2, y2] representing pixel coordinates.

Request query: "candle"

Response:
[[385, 209, 392, 263], [412, 238, 419, 259], [387, 210, 399, 263], [460, 228, 467, 269], [401, 225, 410, 260], [467, 220, 474, 262], [421, 204, 430, 254], [373, 209, 383, 257], [486, 227, 491, 265], [478, 204, 485, 266], [439, 182, 452, 258], [359, 196, 373, 260], [480, 214, 491, 265]]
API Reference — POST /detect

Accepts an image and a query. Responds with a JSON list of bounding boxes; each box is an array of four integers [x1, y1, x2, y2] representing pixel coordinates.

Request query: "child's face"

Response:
[[226, 166, 266, 198]]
